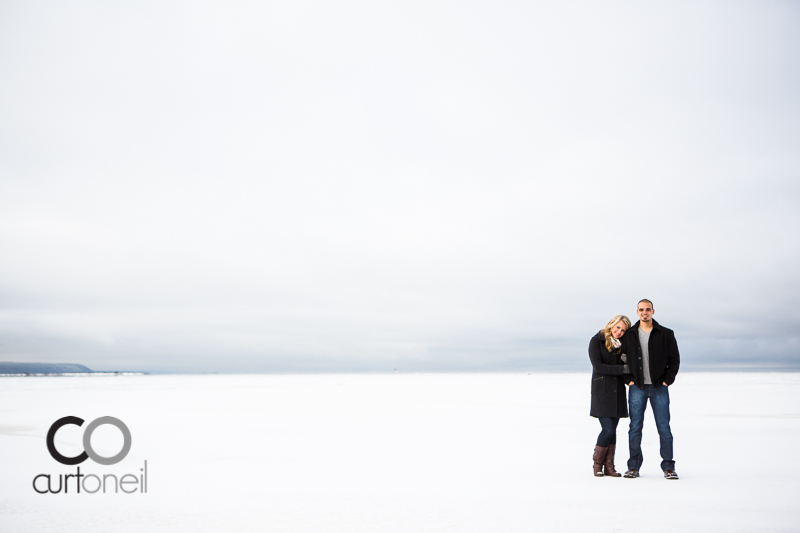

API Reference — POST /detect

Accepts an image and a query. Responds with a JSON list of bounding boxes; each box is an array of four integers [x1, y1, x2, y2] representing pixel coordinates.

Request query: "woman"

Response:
[[588, 315, 632, 477]]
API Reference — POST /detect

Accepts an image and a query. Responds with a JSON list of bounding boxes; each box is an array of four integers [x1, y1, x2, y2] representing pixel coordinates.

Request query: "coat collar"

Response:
[[632, 319, 661, 332]]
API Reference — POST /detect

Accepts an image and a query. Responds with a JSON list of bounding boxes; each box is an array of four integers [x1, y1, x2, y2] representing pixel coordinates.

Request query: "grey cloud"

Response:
[[1, 1, 799, 372]]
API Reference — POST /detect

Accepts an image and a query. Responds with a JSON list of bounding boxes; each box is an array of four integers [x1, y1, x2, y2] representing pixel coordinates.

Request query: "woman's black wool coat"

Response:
[[588, 331, 628, 418]]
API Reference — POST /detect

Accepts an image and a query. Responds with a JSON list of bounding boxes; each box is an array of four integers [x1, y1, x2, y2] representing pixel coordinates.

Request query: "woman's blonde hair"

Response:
[[601, 315, 632, 352]]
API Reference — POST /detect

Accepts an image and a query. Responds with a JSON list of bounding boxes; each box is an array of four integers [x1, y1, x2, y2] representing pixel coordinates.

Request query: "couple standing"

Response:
[[588, 299, 680, 480]]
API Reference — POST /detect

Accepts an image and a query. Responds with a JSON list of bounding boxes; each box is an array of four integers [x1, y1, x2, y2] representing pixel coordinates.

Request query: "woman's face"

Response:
[[611, 321, 627, 339]]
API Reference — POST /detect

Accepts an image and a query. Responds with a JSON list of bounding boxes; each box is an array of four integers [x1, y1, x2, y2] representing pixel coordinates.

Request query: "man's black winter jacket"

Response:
[[622, 319, 680, 388]]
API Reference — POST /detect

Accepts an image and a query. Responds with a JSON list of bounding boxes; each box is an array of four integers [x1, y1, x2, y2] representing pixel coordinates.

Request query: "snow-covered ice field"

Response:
[[1, 373, 798, 532]]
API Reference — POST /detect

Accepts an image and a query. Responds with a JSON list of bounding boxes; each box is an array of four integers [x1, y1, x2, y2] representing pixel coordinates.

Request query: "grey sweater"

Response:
[[638, 327, 652, 385]]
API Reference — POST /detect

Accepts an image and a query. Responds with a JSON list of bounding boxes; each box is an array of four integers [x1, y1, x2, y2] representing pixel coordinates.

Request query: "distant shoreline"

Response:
[[0, 372, 147, 377], [0, 362, 146, 376], [3, 369, 799, 377]]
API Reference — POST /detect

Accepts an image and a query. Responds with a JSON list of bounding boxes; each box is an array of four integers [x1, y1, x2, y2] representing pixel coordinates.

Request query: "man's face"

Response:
[[637, 302, 654, 322]]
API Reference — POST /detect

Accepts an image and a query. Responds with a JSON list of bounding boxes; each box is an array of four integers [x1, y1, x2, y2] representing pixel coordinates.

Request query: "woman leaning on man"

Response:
[[588, 314, 632, 477]]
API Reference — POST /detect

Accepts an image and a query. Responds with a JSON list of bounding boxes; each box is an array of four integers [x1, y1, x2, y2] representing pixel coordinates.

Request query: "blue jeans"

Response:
[[627, 384, 675, 471]]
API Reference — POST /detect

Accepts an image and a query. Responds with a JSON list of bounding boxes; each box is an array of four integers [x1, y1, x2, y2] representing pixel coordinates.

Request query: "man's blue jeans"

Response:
[[627, 384, 675, 471]]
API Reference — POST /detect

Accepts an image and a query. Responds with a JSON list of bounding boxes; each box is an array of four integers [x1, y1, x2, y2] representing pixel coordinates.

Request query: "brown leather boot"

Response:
[[604, 444, 622, 477], [593, 445, 608, 477]]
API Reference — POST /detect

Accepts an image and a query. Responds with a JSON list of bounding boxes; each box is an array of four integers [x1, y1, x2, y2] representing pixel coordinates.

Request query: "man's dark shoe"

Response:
[[623, 469, 639, 478], [664, 470, 679, 480]]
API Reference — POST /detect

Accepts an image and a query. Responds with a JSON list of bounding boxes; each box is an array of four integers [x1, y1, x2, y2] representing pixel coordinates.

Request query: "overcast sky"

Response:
[[1, 1, 798, 372]]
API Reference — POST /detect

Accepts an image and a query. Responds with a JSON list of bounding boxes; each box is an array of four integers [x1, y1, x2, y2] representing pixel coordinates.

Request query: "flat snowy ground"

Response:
[[1, 373, 798, 532]]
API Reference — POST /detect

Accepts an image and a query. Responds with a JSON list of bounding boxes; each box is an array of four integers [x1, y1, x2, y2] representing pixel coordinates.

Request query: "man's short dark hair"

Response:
[[638, 299, 654, 309]]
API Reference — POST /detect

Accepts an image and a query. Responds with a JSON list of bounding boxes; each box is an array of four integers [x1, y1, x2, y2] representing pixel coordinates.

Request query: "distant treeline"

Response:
[[0, 362, 93, 374]]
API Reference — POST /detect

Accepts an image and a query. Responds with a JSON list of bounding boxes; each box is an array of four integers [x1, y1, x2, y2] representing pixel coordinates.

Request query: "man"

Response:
[[622, 299, 680, 480]]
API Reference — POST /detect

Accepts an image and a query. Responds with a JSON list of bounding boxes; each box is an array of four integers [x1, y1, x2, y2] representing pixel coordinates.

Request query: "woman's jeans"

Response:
[[597, 417, 619, 447], [627, 384, 675, 471]]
